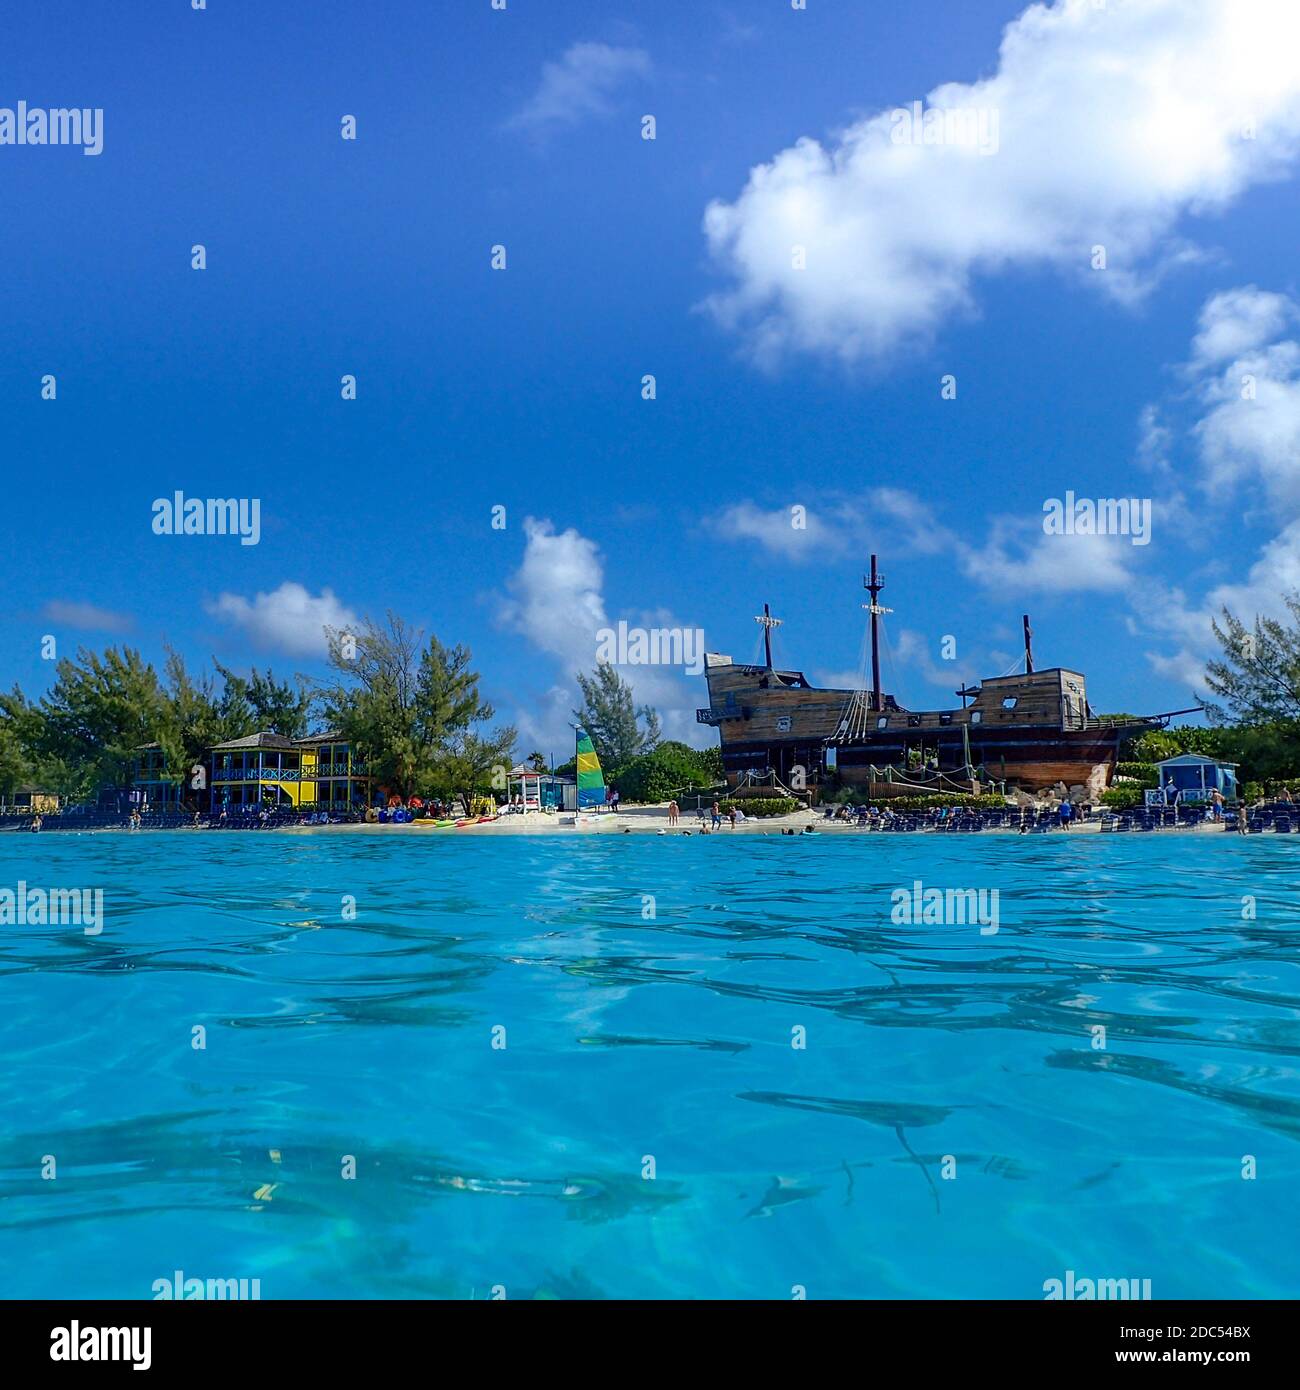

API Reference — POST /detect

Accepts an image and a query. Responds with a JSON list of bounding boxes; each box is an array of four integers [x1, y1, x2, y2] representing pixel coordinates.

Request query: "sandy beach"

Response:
[[8, 804, 1240, 837], [266, 805, 1230, 836]]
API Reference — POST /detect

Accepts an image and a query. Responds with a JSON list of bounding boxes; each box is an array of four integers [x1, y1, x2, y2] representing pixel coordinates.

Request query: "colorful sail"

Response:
[[575, 727, 606, 809]]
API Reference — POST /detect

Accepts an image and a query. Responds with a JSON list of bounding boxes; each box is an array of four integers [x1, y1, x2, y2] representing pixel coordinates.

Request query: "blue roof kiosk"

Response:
[[1152, 753, 1239, 804]]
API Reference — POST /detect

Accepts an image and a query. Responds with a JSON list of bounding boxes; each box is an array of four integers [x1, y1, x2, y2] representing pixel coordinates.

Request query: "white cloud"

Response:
[[709, 500, 846, 560], [496, 517, 708, 751], [1143, 518, 1300, 692], [891, 628, 981, 693], [41, 600, 133, 634], [1194, 340, 1300, 502], [1135, 286, 1300, 685], [1190, 285, 1297, 367], [497, 518, 608, 671], [509, 42, 650, 133], [964, 522, 1138, 594], [206, 582, 358, 659], [712, 487, 1142, 595], [709, 487, 957, 565], [702, 0, 1300, 366]]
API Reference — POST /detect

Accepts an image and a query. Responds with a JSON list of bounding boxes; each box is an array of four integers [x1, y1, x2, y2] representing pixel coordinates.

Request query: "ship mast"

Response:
[[1023, 614, 1035, 674], [755, 603, 782, 669], [862, 555, 891, 712]]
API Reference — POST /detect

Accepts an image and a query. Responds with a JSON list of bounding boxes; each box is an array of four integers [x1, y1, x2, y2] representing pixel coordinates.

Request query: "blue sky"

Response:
[[3, 0, 1300, 758]]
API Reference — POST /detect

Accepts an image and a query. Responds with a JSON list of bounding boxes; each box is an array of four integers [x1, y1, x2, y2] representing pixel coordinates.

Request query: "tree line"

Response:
[[0, 613, 515, 812], [0, 610, 722, 811]]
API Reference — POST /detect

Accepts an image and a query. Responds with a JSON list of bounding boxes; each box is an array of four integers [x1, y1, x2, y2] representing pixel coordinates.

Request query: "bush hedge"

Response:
[[878, 793, 1008, 812], [717, 797, 799, 818], [1101, 786, 1145, 809], [1115, 761, 1159, 787]]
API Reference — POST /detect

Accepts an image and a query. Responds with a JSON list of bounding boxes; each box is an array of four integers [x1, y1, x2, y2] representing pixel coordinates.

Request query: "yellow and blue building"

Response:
[[208, 731, 371, 810]]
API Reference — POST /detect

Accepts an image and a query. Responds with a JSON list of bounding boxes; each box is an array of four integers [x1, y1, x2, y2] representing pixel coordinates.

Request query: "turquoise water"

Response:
[[2, 830, 1299, 1300]]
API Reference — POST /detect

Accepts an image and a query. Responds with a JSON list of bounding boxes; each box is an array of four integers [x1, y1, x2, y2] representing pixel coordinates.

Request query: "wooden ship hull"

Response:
[[698, 559, 1189, 796]]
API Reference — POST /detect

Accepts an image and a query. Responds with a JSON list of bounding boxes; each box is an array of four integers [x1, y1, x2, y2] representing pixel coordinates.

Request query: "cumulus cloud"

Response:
[[205, 582, 358, 659], [1190, 290, 1300, 503], [1136, 286, 1300, 684], [702, 0, 1300, 366], [496, 517, 708, 750], [496, 518, 608, 671], [1190, 285, 1297, 368], [41, 600, 133, 634], [508, 42, 650, 133]]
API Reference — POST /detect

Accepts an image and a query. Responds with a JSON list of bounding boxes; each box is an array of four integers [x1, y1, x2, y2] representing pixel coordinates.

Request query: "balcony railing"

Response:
[[210, 764, 369, 782], [211, 768, 302, 783]]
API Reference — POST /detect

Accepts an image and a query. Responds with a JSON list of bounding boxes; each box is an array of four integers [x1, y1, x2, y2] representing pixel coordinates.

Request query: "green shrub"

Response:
[[1115, 761, 1159, 787], [718, 797, 799, 818], [615, 741, 724, 803], [868, 793, 1007, 812], [1101, 786, 1145, 809]]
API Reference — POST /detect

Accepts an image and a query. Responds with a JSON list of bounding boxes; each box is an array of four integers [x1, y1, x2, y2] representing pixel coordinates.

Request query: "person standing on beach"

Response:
[[711, 800, 721, 830], [1058, 797, 1073, 830], [727, 805, 737, 829], [668, 800, 679, 826]]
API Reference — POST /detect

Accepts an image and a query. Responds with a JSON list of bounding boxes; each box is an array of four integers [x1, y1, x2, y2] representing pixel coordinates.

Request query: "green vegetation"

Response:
[[316, 613, 514, 805], [615, 741, 722, 803], [1111, 595, 1300, 790], [0, 645, 305, 800], [573, 665, 660, 770], [1101, 786, 1146, 809], [875, 793, 1008, 812], [718, 797, 799, 818], [0, 612, 515, 813]]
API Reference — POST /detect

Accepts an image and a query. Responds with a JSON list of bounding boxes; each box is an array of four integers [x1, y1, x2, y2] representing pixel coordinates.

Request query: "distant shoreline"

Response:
[[5, 809, 1240, 838]]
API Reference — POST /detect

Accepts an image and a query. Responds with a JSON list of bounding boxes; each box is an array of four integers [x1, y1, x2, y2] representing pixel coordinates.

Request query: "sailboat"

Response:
[[575, 726, 607, 809], [561, 726, 608, 825]]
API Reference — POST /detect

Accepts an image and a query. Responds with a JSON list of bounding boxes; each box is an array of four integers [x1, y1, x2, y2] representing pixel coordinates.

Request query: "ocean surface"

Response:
[[1, 829, 1298, 1300]]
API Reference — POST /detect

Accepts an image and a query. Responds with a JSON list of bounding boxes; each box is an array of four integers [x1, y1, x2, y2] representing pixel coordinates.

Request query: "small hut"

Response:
[[505, 766, 576, 812], [1152, 753, 1238, 804]]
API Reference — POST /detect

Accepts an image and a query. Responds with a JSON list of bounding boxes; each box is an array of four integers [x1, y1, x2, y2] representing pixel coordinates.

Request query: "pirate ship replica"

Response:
[[698, 556, 1192, 796]]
